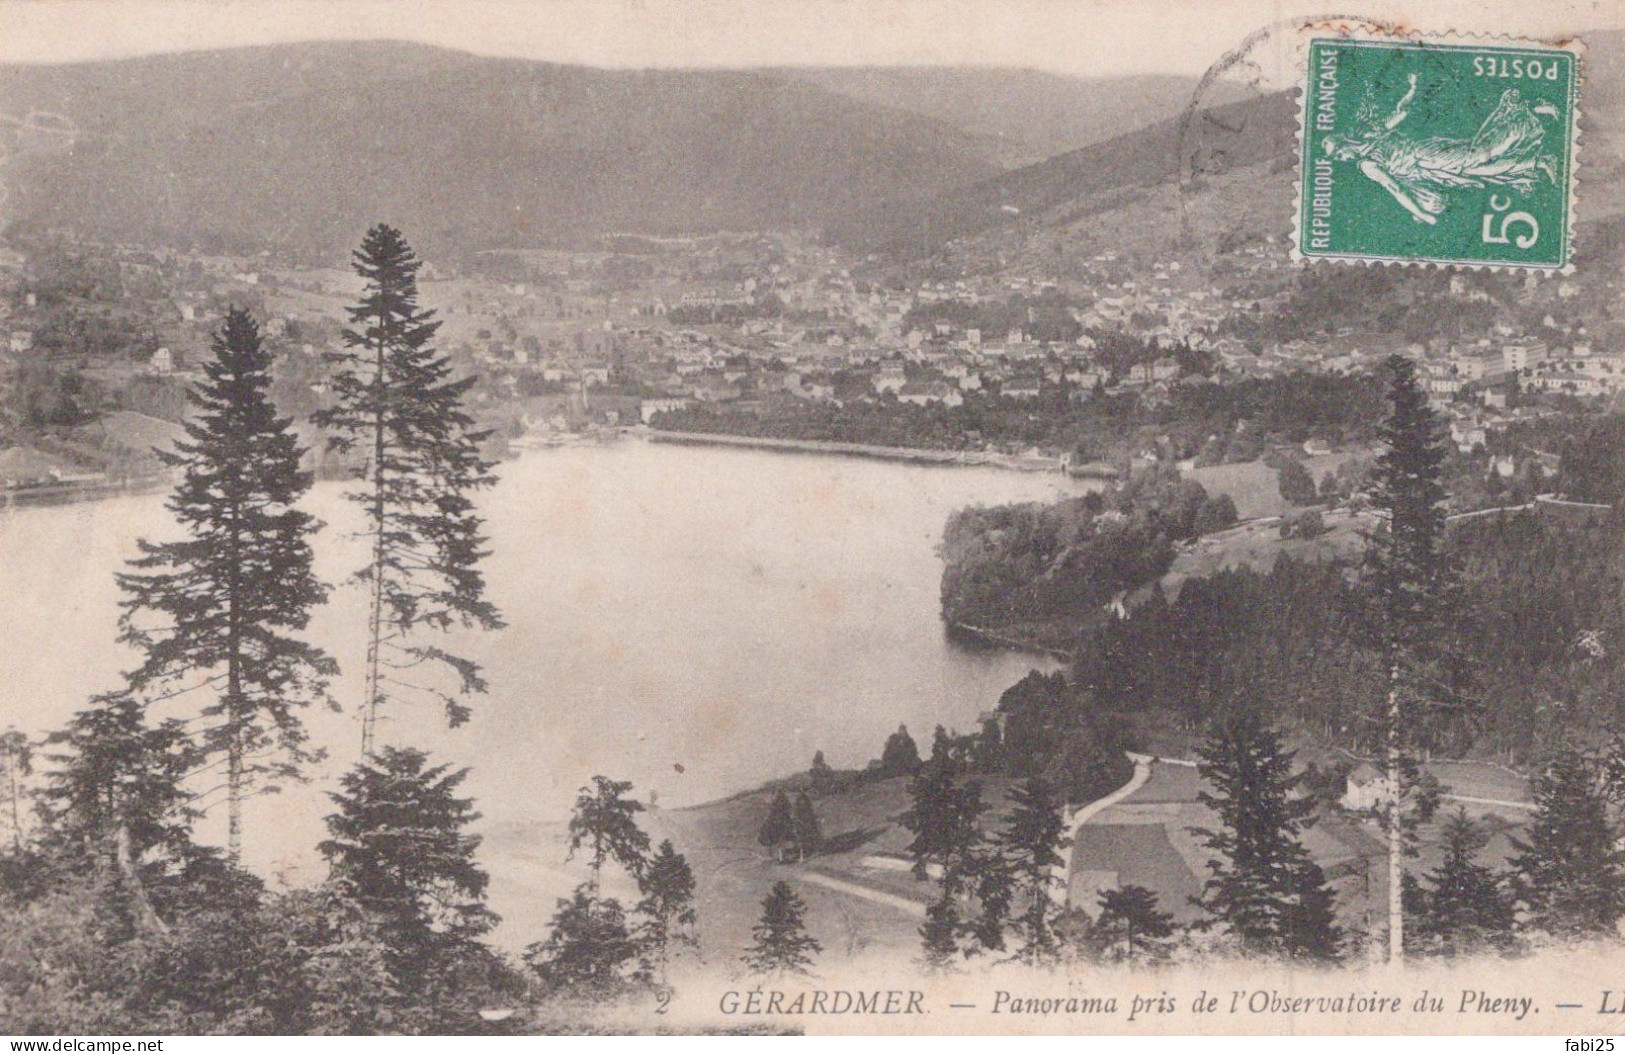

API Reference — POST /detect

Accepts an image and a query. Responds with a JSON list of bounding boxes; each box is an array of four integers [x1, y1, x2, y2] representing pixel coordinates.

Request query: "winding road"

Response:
[[792, 752, 1164, 919], [798, 870, 928, 919], [1048, 751, 1155, 905]]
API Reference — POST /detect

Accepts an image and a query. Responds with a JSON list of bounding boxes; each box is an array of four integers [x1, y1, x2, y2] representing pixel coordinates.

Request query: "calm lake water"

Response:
[[0, 440, 1082, 918]]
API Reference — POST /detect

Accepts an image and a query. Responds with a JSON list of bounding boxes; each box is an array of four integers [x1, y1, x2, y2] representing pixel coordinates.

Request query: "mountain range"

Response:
[[833, 30, 1625, 259], [0, 34, 1619, 262], [0, 40, 1236, 257], [781, 67, 1256, 166], [0, 41, 1002, 256]]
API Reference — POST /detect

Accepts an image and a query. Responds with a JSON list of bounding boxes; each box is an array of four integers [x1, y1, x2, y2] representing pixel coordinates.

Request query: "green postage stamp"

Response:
[[1296, 27, 1582, 271]]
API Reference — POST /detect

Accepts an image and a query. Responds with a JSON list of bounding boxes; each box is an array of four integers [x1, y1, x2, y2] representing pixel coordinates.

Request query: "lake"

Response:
[[0, 439, 1086, 932]]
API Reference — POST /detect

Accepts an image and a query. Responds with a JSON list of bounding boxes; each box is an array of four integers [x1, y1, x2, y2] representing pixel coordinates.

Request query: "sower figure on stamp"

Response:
[[1324, 72, 1560, 225]]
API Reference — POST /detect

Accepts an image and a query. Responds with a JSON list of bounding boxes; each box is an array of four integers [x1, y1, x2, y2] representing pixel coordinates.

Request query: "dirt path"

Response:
[[1051, 752, 1154, 905], [797, 870, 928, 918], [1444, 793, 1534, 811], [789, 752, 1174, 918]]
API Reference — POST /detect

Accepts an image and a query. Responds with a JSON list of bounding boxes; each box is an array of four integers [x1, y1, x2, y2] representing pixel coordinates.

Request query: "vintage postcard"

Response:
[[2, 0, 1625, 1041]]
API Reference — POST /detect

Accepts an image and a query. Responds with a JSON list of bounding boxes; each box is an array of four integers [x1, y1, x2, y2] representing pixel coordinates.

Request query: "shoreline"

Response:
[[645, 428, 1069, 473], [0, 475, 169, 510], [945, 620, 1077, 662]]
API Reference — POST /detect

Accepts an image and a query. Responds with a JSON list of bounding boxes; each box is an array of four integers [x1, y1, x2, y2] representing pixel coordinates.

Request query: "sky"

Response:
[[0, 0, 1618, 77]]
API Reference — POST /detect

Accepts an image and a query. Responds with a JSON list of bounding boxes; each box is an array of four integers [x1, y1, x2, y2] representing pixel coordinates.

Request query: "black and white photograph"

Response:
[[0, 0, 1624, 1038]]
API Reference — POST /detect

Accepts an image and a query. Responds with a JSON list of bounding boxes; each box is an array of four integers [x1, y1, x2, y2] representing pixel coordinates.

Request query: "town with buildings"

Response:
[[3, 218, 1621, 498]]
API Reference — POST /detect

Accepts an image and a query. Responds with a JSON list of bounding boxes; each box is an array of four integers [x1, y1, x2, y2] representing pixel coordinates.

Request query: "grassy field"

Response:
[[1162, 507, 1367, 600], [1428, 759, 1529, 804], [650, 747, 1534, 966], [657, 774, 958, 963], [1067, 756, 1528, 946], [1187, 455, 1355, 521], [1069, 822, 1203, 921]]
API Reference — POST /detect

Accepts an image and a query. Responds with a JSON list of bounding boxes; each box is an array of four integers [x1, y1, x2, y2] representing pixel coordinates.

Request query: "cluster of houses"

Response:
[[1424, 340, 1625, 400], [1412, 339, 1625, 467], [9, 228, 1625, 465], [493, 320, 1192, 431], [472, 273, 1625, 442]]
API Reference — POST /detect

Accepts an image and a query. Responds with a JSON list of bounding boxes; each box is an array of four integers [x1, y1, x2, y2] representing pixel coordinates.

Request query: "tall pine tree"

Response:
[[568, 776, 651, 891], [808, 750, 835, 795], [1412, 807, 1515, 956], [526, 886, 641, 998], [1355, 353, 1466, 962], [919, 894, 962, 970], [900, 762, 986, 886], [1191, 709, 1342, 962], [531, 780, 655, 1000], [39, 691, 202, 934], [1091, 885, 1176, 964], [634, 839, 698, 985], [313, 225, 502, 754], [993, 777, 1071, 966], [117, 307, 332, 860], [318, 746, 497, 994], [902, 760, 993, 963], [758, 789, 796, 863], [0, 728, 31, 853], [792, 792, 824, 858], [1509, 749, 1625, 940], [743, 881, 821, 977]]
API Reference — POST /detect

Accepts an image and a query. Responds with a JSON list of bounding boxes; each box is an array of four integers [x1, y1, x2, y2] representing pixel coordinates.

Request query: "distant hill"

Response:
[[827, 90, 1301, 255], [0, 41, 1004, 257], [784, 67, 1255, 166], [1577, 29, 1625, 220], [4, 33, 1620, 264], [833, 28, 1625, 260]]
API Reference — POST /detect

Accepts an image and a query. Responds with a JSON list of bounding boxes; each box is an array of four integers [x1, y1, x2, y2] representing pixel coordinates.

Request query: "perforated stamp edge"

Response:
[[1287, 19, 1585, 275]]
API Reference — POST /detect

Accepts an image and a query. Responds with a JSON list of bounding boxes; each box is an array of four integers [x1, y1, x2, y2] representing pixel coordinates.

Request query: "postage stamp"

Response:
[[1295, 28, 1582, 271]]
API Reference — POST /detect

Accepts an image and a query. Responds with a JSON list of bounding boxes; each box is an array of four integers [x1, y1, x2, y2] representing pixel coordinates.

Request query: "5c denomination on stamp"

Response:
[[1295, 26, 1581, 272]]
